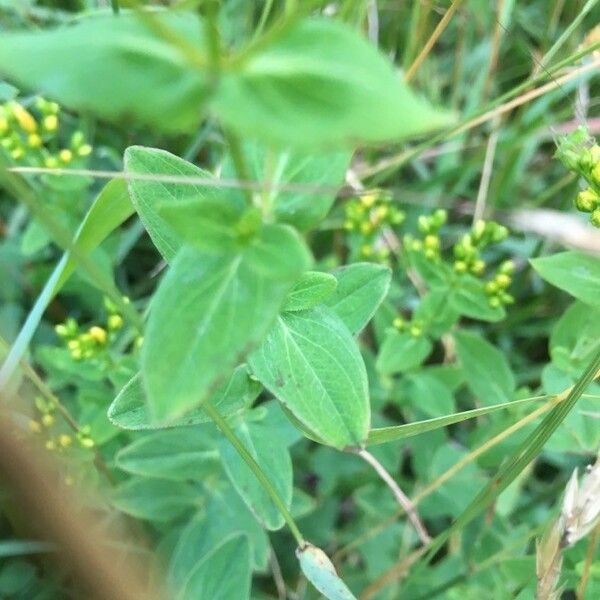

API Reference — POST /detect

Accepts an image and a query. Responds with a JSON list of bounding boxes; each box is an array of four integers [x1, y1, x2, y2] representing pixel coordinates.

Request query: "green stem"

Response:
[[224, 131, 253, 206], [111, 0, 120, 15], [202, 399, 305, 546]]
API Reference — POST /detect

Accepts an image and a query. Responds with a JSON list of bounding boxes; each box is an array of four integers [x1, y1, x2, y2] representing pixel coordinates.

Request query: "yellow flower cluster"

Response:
[[0, 96, 92, 167], [344, 189, 405, 261], [452, 220, 508, 275], [556, 126, 600, 227], [403, 209, 447, 260], [28, 397, 95, 453], [392, 316, 425, 337], [55, 304, 124, 362], [484, 260, 515, 308]]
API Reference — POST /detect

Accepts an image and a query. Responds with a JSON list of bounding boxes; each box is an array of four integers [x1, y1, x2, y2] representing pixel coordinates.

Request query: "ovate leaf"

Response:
[[112, 478, 197, 522], [325, 263, 392, 334], [0, 13, 209, 132], [108, 366, 261, 430], [179, 535, 251, 600], [219, 407, 293, 530], [282, 271, 338, 312], [143, 225, 310, 422], [531, 251, 600, 308], [115, 428, 219, 481], [124, 146, 245, 261], [454, 330, 515, 405], [248, 306, 370, 450], [297, 543, 357, 600], [214, 18, 453, 147]]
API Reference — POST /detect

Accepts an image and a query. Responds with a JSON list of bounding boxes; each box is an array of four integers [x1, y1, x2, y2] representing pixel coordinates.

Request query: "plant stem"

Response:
[[111, 0, 120, 15], [352, 448, 431, 545], [202, 398, 305, 546]]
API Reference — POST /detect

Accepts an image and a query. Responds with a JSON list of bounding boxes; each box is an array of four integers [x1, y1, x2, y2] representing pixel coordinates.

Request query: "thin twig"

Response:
[[352, 447, 431, 545], [270, 546, 287, 600], [473, 117, 500, 223], [576, 522, 600, 600], [404, 0, 464, 82]]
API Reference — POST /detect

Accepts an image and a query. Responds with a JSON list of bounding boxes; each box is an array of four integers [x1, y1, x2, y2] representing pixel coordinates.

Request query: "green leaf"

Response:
[[115, 428, 219, 481], [108, 366, 261, 430], [214, 18, 453, 147], [223, 142, 351, 230], [249, 306, 370, 450], [168, 486, 269, 585], [531, 251, 600, 308], [0, 12, 209, 133], [124, 146, 245, 261], [219, 407, 293, 530], [325, 263, 392, 334], [111, 477, 198, 522], [296, 543, 357, 600], [367, 395, 547, 446], [143, 225, 310, 422], [376, 330, 433, 375], [0, 179, 133, 388], [449, 276, 505, 322], [179, 534, 251, 600], [282, 271, 338, 312], [454, 330, 515, 405]]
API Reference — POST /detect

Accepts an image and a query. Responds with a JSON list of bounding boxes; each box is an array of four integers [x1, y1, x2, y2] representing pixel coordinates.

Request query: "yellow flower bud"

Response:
[[361, 192, 377, 207], [485, 281, 499, 294], [43, 114, 58, 132], [360, 221, 373, 235], [591, 208, 600, 228], [89, 326, 107, 345], [80, 437, 95, 449], [59, 148, 73, 163], [67, 339, 79, 351], [471, 259, 486, 276], [424, 248, 436, 260], [44, 156, 59, 169], [393, 317, 405, 330], [495, 273, 511, 289], [59, 434, 72, 448], [9, 102, 37, 133], [77, 143, 92, 157], [27, 133, 42, 148], [489, 296, 501, 308], [454, 260, 467, 273], [410, 325, 422, 337], [71, 347, 83, 360], [424, 234, 440, 250], [10, 148, 24, 160], [108, 314, 123, 331], [361, 244, 373, 257], [0, 116, 8, 134], [45, 440, 56, 451], [41, 414, 55, 428], [28, 420, 42, 434], [64, 475, 75, 486]]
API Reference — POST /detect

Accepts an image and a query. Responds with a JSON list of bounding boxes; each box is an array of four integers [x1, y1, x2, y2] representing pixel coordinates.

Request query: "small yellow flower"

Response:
[[27, 133, 42, 148], [59, 148, 73, 163], [41, 414, 55, 428], [108, 314, 123, 331], [59, 434, 72, 448], [410, 325, 423, 337], [77, 143, 92, 157], [89, 326, 107, 345], [9, 102, 37, 133], [495, 273, 511, 289], [454, 260, 467, 273], [43, 114, 58, 132]]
